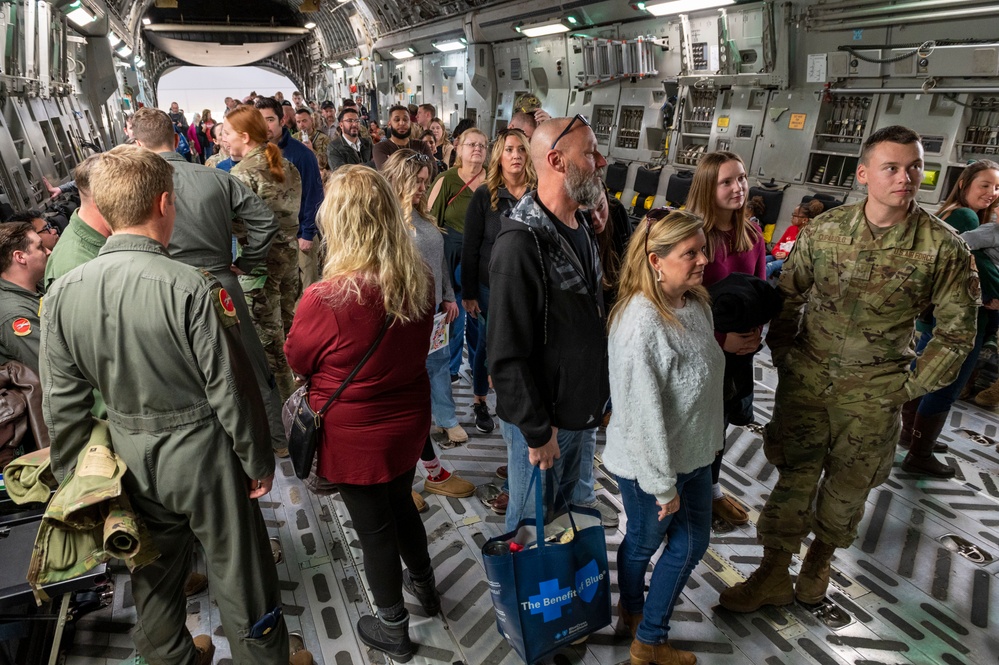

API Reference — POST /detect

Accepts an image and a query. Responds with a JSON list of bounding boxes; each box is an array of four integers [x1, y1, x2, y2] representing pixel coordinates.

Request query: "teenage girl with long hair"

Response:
[[686, 151, 766, 528]]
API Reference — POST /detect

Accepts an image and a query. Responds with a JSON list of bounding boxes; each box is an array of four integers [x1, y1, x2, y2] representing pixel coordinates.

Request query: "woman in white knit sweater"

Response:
[[604, 208, 725, 665]]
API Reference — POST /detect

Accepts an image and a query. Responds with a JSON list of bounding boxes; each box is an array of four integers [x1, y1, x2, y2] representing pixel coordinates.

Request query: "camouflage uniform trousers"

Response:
[[757, 368, 901, 554], [242, 231, 300, 401]]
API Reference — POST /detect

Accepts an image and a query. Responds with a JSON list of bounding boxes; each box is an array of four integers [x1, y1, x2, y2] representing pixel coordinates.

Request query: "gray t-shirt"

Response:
[[411, 212, 455, 307]]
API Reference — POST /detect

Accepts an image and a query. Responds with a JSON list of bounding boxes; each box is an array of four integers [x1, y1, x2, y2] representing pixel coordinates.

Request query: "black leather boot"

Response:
[[357, 608, 413, 662], [897, 398, 919, 449], [902, 411, 955, 478], [402, 568, 441, 616]]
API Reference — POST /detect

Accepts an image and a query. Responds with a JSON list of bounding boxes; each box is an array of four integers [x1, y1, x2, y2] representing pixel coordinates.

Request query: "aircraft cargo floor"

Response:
[[64, 347, 999, 665]]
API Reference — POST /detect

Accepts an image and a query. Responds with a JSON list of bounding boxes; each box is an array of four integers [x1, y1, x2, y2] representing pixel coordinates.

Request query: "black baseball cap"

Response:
[[321, 100, 335, 110]]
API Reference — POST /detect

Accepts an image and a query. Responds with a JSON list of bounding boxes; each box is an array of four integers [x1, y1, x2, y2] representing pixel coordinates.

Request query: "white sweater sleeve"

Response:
[[606, 304, 680, 504]]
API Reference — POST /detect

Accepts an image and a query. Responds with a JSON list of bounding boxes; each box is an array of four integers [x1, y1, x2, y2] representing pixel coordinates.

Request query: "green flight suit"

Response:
[[230, 144, 302, 400], [40, 234, 288, 665], [0, 278, 42, 368], [158, 150, 286, 451], [761, 200, 979, 552], [43, 210, 108, 418]]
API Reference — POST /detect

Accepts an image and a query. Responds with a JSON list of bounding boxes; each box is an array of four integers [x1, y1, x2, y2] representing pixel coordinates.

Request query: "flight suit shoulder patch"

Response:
[[12, 317, 31, 336], [212, 287, 239, 328]]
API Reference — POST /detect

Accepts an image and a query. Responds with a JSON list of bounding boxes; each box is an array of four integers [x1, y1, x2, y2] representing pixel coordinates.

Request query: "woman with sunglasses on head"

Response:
[[899, 160, 999, 476], [686, 151, 766, 528], [382, 149, 477, 505], [460, 129, 536, 440], [604, 208, 723, 665], [426, 128, 489, 446]]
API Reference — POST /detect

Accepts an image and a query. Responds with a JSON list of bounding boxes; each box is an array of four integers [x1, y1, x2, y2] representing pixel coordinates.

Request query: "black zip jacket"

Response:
[[487, 191, 609, 447]]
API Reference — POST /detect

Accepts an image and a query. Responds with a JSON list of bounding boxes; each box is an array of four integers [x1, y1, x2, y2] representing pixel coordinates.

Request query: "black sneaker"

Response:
[[473, 402, 494, 433], [450, 373, 460, 383]]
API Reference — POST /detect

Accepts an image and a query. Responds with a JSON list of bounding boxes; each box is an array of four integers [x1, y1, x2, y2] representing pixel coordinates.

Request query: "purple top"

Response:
[[703, 229, 767, 287], [703, 229, 767, 345]]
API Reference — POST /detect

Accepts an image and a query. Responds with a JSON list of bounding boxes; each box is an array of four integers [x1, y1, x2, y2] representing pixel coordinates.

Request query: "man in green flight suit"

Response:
[[0, 222, 50, 367], [40, 145, 292, 665], [130, 107, 289, 456], [719, 125, 980, 612]]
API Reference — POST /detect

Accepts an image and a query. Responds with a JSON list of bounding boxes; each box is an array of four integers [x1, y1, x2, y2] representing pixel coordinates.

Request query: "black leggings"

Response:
[[420, 435, 435, 461], [337, 467, 432, 610]]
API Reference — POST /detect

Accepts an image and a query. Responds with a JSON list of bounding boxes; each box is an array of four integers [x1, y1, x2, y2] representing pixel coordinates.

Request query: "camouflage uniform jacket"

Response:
[[293, 129, 331, 171], [767, 199, 979, 404], [230, 145, 302, 237], [26, 422, 159, 601], [0, 278, 42, 369]]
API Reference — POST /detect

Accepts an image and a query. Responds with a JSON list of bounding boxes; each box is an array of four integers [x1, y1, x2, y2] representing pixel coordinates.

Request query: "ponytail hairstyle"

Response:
[[224, 105, 286, 183]]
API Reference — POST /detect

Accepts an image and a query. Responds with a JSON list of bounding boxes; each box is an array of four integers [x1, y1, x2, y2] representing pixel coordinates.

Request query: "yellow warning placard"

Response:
[[789, 113, 807, 130]]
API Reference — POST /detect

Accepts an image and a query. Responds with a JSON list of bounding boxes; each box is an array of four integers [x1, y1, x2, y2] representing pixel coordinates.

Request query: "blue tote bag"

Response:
[[481, 467, 612, 663]]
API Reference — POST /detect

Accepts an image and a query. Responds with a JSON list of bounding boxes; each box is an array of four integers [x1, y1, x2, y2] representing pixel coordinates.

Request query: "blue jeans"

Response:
[[616, 467, 712, 645], [426, 346, 458, 428], [448, 266, 480, 376], [913, 308, 989, 416], [500, 419, 594, 532], [471, 285, 490, 397], [570, 427, 597, 506]]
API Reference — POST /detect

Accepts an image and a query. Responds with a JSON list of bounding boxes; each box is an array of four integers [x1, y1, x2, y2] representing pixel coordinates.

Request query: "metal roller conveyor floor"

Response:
[[64, 348, 999, 665]]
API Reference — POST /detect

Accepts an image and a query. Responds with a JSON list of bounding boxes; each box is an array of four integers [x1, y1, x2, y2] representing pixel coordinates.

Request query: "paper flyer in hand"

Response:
[[429, 312, 449, 355]]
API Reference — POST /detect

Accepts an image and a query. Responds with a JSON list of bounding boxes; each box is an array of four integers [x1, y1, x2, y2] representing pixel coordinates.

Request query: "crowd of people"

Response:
[[2, 87, 997, 665]]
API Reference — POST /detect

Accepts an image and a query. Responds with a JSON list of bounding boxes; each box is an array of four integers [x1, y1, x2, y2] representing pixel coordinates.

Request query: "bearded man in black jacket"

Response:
[[488, 116, 610, 531]]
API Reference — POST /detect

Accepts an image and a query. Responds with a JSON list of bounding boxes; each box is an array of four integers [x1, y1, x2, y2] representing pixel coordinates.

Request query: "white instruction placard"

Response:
[[807, 53, 827, 83]]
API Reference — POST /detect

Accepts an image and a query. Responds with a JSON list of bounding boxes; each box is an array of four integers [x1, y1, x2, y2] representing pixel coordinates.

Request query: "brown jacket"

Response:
[[0, 360, 49, 467]]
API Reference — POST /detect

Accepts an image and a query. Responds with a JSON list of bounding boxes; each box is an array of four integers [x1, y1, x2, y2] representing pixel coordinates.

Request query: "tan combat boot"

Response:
[[629, 639, 696, 665], [974, 379, 999, 408], [718, 548, 793, 613], [795, 540, 837, 604]]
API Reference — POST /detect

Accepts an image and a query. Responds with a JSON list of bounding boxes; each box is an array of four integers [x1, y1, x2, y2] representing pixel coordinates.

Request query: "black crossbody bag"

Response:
[[287, 317, 391, 479]]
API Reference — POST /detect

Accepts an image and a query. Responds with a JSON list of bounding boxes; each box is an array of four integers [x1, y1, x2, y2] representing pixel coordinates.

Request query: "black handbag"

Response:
[[287, 317, 390, 479]]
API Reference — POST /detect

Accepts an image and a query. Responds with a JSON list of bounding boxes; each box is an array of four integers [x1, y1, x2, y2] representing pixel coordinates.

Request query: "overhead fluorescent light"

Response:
[[134, 57, 145, 68], [391, 48, 415, 60], [330, 62, 344, 69], [515, 21, 570, 38], [434, 39, 467, 52], [116, 45, 132, 57], [108, 31, 121, 46], [142, 18, 151, 25], [304, 21, 317, 29], [66, 2, 96, 27], [344, 57, 360, 66], [645, 0, 735, 17]]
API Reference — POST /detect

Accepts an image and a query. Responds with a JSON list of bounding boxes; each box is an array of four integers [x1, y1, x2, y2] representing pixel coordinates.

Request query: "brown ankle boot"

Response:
[[718, 548, 793, 613], [902, 412, 955, 478], [974, 378, 999, 407], [795, 540, 836, 604], [616, 600, 642, 638], [630, 639, 696, 665], [897, 399, 919, 449]]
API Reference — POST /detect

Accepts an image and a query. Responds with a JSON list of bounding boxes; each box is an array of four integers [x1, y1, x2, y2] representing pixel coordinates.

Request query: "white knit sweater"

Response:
[[603, 294, 725, 504]]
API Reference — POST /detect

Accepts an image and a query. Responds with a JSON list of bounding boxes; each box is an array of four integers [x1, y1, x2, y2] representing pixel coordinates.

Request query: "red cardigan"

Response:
[[284, 281, 433, 485]]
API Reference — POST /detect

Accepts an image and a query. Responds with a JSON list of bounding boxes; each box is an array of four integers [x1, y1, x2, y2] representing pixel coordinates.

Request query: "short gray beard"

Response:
[[563, 161, 605, 208]]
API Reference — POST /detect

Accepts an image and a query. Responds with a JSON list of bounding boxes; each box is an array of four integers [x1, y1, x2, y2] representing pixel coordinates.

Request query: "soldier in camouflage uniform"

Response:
[[226, 105, 302, 400], [719, 126, 979, 613]]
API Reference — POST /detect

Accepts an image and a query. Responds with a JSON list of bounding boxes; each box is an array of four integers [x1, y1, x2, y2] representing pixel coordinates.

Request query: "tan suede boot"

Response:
[[616, 600, 642, 638], [629, 639, 696, 665], [974, 379, 999, 408], [795, 539, 837, 604], [718, 548, 793, 613]]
